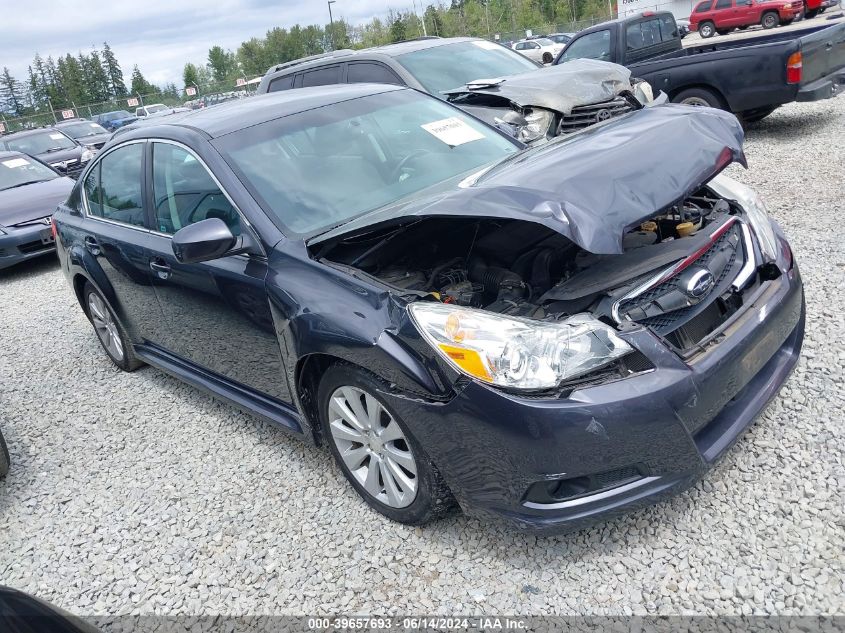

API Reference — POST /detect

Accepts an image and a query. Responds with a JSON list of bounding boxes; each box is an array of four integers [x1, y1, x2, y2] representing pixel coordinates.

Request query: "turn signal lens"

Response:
[[786, 52, 802, 84]]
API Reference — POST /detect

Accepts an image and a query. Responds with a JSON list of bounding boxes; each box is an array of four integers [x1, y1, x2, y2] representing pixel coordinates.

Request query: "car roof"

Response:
[[263, 37, 487, 77], [0, 128, 59, 140], [0, 150, 26, 160], [120, 84, 406, 139]]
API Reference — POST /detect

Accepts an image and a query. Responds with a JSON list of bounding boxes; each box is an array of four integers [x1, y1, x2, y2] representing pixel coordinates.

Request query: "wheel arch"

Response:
[[670, 83, 730, 110]]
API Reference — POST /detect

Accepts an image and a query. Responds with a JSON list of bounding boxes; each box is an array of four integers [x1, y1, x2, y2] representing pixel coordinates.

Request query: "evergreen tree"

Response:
[[207, 45, 237, 82], [102, 43, 127, 97], [183, 63, 200, 89], [0, 67, 25, 116], [130, 65, 157, 95], [390, 15, 408, 42]]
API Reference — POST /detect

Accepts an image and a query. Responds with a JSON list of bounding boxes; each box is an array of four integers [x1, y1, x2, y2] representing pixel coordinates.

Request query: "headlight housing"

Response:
[[708, 174, 778, 262], [409, 303, 632, 391], [517, 108, 555, 143]]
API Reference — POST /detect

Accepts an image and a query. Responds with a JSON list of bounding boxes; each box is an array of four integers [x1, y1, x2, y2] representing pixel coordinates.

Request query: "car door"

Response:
[[141, 140, 290, 402], [78, 141, 168, 344], [713, 0, 736, 26]]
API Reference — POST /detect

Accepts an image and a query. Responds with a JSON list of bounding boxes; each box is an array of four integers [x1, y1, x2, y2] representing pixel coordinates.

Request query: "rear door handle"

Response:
[[149, 259, 171, 279], [84, 236, 100, 255]]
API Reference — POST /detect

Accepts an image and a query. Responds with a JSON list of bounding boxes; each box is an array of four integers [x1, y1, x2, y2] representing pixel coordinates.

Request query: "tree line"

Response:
[[1, 0, 611, 120]]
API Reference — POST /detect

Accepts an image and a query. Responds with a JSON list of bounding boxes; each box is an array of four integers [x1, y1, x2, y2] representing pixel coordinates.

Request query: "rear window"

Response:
[[626, 16, 679, 50]]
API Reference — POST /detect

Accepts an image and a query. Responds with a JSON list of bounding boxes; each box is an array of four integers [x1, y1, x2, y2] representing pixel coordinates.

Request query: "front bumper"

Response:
[[0, 223, 56, 270], [384, 257, 804, 534], [797, 68, 845, 102]]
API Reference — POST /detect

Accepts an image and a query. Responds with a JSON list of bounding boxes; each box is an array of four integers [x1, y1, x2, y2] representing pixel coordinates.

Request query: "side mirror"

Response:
[[172, 218, 237, 264]]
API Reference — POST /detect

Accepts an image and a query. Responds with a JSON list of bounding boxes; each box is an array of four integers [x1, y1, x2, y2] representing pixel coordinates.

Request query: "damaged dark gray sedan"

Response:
[[54, 85, 804, 533]]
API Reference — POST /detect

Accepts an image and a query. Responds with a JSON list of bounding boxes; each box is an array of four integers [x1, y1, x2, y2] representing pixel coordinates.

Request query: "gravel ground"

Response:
[[1, 98, 843, 618]]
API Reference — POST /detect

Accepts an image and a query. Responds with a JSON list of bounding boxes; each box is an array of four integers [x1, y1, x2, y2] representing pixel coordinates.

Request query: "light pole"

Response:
[[328, 0, 337, 50]]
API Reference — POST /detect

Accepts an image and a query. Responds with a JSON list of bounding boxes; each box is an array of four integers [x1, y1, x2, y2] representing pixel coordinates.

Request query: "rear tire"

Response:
[[673, 87, 724, 108], [761, 11, 780, 28], [318, 363, 456, 526], [83, 282, 143, 372], [699, 21, 716, 37], [805, 8, 818, 17], [0, 430, 9, 478]]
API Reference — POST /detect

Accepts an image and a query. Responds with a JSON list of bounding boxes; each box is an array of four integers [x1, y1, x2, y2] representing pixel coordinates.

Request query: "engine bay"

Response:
[[317, 186, 734, 323]]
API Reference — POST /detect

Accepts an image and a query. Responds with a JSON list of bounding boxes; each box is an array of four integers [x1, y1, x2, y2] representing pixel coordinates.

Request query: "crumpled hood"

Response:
[[312, 105, 746, 255], [444, 59, 633, 114], [0, 177, 74, 226]]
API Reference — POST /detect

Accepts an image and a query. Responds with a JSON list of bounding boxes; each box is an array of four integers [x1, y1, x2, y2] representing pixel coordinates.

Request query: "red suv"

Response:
[[690, 0, 801, 38]]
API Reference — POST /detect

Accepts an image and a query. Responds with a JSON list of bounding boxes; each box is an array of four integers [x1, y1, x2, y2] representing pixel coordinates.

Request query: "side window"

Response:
[[151, 143, 240, 236], [515, 42, 525, 50], [301, 65, 341, 87], [695, 1, 713, 11], [86, 144, 146, 227], [715, 0, 731, 8], [268, 74, 294, 92], [529, 42, 540, 49], [559, 30, 611, 62], [346, 62, 403, 85]]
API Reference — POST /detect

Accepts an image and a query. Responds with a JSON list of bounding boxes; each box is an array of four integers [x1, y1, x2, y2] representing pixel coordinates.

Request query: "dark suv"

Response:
[[256, 37, 647, 144], [0, 128, 93, 179]]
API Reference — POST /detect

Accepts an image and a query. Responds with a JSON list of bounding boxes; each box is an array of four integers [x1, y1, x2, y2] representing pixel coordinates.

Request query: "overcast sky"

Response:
[[3, 0, 421, 88]]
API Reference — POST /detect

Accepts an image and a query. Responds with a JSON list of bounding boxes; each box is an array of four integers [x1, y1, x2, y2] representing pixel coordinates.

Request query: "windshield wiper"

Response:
[[3, 179, 52, 190]]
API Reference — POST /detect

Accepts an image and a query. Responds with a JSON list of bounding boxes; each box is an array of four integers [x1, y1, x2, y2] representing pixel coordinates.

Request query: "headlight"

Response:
[[708, 174, 778, 262], [516, 108, 555, 143], [81, 148, 96, 162], [409, 303, 632, 390]]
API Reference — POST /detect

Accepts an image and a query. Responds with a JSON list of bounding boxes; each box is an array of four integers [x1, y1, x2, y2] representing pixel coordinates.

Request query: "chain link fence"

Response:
[[0, 78, 259, 134]]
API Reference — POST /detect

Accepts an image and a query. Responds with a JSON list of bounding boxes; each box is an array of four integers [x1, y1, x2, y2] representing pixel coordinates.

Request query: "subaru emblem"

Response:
[[684, 268, 716, 299]]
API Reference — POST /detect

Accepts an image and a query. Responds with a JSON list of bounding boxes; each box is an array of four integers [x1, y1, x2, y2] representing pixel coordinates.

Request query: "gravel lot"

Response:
[[1, 97, 843, 618]]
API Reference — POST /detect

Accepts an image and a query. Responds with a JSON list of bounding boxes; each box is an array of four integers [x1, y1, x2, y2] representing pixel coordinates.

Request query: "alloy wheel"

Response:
[[327, 386, 418, 508], [88, 293, 125, 362]]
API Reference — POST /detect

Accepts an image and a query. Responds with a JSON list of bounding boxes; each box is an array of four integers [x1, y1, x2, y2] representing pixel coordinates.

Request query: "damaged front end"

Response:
[[445, 59, 650, 144], [310, 105, 782, 395]]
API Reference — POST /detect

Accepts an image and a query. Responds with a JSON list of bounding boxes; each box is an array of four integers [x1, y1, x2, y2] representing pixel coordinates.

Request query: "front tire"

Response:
[[318, 364, 456, 525], [699, 21, 716, 37], [83, 282, 143, 372], [0, 430, 9, 478]]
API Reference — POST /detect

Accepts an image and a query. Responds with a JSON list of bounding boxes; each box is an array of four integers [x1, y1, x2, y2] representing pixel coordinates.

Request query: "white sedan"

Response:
[[511, 38, 564, 64]]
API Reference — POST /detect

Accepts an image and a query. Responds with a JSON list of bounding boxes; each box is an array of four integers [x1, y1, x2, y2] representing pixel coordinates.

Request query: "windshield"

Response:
[[0, 155, 57, 191], [216, 89, 519, 237], [4, 130, 76, 155], [397, 40, 538, 94], [534, 38, 555, 46], [58, 122, 109, 139], [146, 104, 168, 113]]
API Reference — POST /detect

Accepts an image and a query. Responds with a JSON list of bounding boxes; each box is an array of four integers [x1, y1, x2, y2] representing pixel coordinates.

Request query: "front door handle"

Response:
[[149, 259, 171, 279], [84, 236, 100, 255]]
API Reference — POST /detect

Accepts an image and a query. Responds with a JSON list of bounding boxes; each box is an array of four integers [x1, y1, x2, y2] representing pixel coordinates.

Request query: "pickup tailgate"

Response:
[[799, 21, 845, 86]]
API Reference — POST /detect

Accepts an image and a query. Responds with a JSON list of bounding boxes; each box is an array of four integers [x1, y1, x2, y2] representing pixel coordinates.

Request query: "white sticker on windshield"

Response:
[[49, 133, 65, 140], [90, 123, 100, 128], [472, 40, 499, 50], [421, 117, 485, 147], [2, 158, 30, 168]]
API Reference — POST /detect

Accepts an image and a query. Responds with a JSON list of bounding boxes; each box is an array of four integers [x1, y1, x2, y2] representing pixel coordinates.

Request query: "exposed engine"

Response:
[[318, 187, 733, 324]]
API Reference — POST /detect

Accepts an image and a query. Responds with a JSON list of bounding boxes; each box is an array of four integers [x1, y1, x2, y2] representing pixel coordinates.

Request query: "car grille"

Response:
[[617, 222, 747, 347], [558, 94, 637, 134]]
